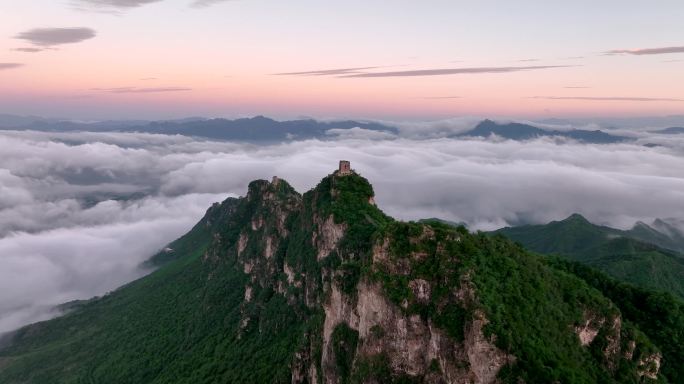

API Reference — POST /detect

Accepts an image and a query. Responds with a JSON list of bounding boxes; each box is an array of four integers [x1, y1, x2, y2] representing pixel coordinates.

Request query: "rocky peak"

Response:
[[183, 165, 667, 383]]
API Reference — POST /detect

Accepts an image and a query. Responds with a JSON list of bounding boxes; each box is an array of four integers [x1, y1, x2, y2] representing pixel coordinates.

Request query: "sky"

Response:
[[1, 0, 684, 120]]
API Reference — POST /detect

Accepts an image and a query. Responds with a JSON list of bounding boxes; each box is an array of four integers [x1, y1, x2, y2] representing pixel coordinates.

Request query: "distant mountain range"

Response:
[[493, 214, 684, 299], [459, 119, 627, 143], [653, 126, 684, 134], [0, 113, 637, 144]]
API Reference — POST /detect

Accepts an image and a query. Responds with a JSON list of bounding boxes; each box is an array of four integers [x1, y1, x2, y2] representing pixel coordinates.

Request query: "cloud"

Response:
[[1, 125, 683, 333], [0, 63, 23, 70], [91, 87, 192, 93], [273, 66, 385, 76], [14, 28, 96, 47], [606, 46, 684, 55], [12, 48, 45, 53], [531, 96, 684, 102], [325, 127, 397, 140], [340, 65, 576, 78], [72, 0, 162, 9], [0, 193, 222, 333], [191, 0, 232, 8]]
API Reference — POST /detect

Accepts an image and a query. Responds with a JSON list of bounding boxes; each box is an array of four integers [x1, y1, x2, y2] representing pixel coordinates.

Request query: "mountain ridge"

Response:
[[493, 213, 684, 300], [0, 114, 632, 144], [460, 119, 627, 143]]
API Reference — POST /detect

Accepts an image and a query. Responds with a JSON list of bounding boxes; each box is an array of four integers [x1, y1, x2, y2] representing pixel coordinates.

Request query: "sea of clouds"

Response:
[[1, 126, 683, 333]]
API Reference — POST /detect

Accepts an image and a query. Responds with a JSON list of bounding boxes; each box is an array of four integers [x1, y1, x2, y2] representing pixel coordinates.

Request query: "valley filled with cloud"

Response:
[[0, 124, 683, 333]]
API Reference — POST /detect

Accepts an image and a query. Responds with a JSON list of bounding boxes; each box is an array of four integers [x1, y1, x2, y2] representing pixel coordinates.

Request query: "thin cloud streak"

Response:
[[15, 28, 96, 47], [341, 65, 576, 78], [273, 66, 384, 76], [91, 87, 192, 93], [13, 48, 45, 53], [0, 63, 24, 70], [72, 0, 162, 9], [606, 46, 684, 55], [191, 0, 232, 8], [420, 96, 463, 100], [531, 96, 684, 102]]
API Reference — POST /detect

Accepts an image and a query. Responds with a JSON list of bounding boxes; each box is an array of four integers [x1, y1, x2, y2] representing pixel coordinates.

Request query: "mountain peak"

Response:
[[563, 213, 590, 223]]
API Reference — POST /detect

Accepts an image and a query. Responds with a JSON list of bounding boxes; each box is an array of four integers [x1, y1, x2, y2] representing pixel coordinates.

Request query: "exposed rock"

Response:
[[372, 236, 411, 276], [251, 216, 264, 231], [317, 280, 513, 384], [638, 353, 662, 380], [244, 285, 253, 303], [237, 232, 248, 257], [243, 260, 254, 274], [284, 263, 301, 287], [263, 236, 276, 259], [603, 316, 622, 370], [465, 310, 515, 384], [409, 279, 431, 303], [314, 215, 347, 260], [322, 285, 359, 380], [575, 312, 605, 346], [624, 340, 636, 360], [454, 273, 476, 308], [239, 317, 250, 331], [372, 238, 391, 264]]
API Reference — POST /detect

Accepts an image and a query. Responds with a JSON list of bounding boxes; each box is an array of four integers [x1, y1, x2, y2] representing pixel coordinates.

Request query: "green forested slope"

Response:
[[495, 214, 684, 300]]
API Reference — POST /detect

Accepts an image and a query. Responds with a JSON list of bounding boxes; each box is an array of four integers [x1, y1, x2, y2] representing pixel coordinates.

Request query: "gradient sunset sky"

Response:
[[1, 0, 683, 120]]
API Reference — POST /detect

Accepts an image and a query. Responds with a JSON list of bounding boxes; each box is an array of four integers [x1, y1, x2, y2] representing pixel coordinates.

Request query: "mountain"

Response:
[[140, 116, 398, 142], [0, 166, 674, 383], [653, 127, 684, 134], [1, 113, 634, 144], [494, 214, 684, 299], [627, 219, 684, 254], [0, 114, 398, 142], [461, 120, 627, 143]]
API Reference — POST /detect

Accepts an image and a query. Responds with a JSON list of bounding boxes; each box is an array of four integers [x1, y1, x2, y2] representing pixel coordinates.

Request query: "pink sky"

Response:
[[1, 0, 683, 120]]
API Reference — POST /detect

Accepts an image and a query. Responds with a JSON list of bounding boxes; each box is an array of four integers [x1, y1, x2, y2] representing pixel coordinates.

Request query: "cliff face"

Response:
[[199, 170, 661, 383], [0, 169, 665, 384]]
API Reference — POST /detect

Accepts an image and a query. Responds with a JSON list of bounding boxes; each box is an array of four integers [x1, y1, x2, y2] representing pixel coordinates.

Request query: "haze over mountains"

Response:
[[3, 113, 684, 144]]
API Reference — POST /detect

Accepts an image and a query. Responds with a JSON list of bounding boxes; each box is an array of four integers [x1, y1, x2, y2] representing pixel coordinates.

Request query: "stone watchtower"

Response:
[[338, 160, 352, 175]]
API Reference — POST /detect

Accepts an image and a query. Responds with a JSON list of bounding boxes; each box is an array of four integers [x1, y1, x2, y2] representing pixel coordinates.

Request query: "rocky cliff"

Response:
[[197, 168, 662, 383]]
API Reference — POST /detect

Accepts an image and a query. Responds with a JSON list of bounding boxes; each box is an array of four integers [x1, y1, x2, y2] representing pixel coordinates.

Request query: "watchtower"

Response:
[[338, 160, 351, 175]]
